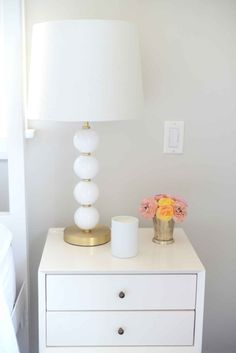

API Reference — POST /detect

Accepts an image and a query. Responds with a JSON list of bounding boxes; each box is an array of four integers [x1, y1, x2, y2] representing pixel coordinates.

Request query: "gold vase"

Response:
[[152, 218, 175, 245]]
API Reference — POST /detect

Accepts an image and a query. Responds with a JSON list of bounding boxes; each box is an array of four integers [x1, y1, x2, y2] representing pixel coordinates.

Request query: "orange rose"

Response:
[[156, 205, 174, 221]]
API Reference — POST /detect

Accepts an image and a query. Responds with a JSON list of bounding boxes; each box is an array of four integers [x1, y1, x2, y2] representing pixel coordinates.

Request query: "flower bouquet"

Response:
[[139, 194, 188, 244]]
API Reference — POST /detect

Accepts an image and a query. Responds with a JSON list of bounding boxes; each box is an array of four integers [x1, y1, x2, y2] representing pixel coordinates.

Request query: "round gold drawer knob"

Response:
[[119, 291, 125, 298], [118, 327, 124, 335]]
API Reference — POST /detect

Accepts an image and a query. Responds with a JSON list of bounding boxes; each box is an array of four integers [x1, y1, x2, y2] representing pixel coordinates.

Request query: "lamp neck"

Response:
[[82, 122, 90, 129]]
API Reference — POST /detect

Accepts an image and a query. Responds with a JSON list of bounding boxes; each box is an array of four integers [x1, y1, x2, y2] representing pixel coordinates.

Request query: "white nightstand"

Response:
[[38, 228, 205, 353]]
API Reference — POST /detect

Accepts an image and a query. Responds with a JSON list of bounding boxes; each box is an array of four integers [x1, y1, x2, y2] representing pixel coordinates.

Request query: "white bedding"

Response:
[[0, 223, 19, 353], [0, 246, 16, 313], [0, 224, 16, 313]]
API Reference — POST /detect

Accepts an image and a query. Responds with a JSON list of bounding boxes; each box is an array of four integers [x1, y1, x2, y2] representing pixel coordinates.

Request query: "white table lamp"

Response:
[[28, 20, 143, 246]]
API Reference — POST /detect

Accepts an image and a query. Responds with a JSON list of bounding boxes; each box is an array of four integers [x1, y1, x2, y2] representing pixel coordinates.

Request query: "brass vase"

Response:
[[152, 218, 175, 245]]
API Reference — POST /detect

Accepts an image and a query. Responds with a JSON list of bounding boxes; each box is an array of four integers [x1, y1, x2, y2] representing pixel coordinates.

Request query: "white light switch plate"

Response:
[[163, 121, 184, 154]]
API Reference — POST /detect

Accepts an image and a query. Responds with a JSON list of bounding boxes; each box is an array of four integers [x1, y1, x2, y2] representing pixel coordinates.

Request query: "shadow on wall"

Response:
[[0, 161, 9, 212]]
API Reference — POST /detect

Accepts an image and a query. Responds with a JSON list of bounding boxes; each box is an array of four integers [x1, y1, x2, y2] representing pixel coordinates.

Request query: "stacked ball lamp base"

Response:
[[64, 122, 110, 246]]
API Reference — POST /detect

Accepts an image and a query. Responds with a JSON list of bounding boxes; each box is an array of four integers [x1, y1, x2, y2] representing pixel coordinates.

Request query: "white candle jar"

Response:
[[111, 216, 139, 258]]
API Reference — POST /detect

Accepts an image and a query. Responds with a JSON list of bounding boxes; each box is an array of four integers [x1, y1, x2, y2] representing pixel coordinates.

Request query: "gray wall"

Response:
[[25, 1, 236, 352]]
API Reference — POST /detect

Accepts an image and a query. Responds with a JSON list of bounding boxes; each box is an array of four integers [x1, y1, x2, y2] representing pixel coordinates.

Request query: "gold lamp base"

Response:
[[64, 225, 111, 246]]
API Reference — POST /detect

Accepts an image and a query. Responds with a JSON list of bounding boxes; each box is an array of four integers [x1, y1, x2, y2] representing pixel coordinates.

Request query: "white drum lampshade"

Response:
[[27, 20, 143, 246]]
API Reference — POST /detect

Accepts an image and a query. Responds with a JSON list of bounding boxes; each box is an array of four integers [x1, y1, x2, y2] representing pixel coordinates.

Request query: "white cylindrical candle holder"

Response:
[[111, 216, 139, 258]]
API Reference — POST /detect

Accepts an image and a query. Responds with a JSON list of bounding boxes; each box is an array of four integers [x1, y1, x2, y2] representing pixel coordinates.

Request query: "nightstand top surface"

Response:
[[39, 228, 204, 274]]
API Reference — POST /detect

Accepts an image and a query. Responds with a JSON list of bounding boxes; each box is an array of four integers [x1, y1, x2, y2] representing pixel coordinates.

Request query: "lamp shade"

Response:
[[27, 20, 143, 122]]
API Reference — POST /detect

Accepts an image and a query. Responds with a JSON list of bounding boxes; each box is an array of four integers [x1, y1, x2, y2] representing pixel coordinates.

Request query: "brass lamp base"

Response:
[[64, 225, 111, 246]]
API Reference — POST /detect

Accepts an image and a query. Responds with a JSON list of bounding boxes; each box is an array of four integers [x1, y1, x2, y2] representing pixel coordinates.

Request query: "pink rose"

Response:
[[139, 197, 157, 219], [173, 196, 188, 207], [173, 201, 187, 222], [154, 193, 171, 201]]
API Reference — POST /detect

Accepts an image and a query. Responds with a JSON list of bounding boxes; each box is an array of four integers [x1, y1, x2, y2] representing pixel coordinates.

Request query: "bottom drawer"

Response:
[[47, 311, 195, 347]]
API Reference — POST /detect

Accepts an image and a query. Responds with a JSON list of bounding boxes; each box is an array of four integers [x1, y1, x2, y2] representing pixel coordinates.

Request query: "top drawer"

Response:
[[46, 274, 196, 310]]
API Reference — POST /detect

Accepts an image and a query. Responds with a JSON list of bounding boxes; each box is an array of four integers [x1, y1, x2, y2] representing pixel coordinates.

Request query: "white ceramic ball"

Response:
[[74, 206, 99, 230], [74, 155, 99, 179], [74, 129, 99, 153], [74, 181, 99, 205]]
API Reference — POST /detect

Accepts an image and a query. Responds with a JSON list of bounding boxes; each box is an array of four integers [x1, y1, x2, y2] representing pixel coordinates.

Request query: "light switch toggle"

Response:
[[163, 121, 184, 154]]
